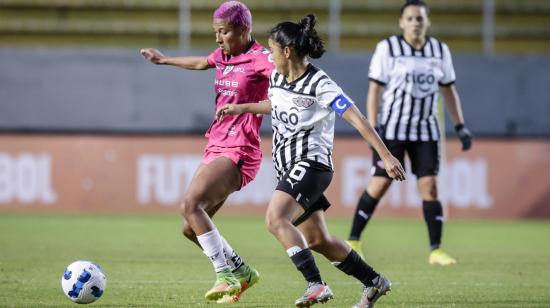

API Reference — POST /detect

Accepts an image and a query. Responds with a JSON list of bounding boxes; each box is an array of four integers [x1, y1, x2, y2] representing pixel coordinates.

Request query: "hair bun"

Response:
[[299, 14, 316, 34], [268, 13, 325, 59]]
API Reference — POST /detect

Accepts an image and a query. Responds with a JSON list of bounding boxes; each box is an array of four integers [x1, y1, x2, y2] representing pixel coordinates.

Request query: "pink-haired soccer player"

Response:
[[140, 1, 273, 303]]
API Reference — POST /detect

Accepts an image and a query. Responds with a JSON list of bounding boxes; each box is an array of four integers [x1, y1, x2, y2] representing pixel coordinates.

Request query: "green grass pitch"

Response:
[[1, 213, 549, 307]]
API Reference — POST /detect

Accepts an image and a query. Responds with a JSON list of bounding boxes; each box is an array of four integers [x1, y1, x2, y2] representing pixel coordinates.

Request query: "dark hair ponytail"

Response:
[[400, 0, 429, 16], [298, 14, 325, 59], [269, 14, 325, 59]]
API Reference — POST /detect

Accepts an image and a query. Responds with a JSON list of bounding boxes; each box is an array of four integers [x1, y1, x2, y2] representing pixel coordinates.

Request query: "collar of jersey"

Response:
[[282, 63, 315, 85], [398, 35, 430, 52]]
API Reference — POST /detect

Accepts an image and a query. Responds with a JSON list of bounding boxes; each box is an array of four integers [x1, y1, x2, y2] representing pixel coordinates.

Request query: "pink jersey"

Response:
[[206, 40, 274, 150]]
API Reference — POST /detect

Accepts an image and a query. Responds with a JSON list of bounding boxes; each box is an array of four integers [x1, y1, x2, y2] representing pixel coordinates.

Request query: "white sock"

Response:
[[220, 236, 244, 271], [196, 229, 230, 273], [286, 246, 303, 257]]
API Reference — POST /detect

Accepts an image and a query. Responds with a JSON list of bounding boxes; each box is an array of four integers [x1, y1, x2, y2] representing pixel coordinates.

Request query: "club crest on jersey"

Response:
[[223, 65, 234, 76], [292, 96, 315, 108]]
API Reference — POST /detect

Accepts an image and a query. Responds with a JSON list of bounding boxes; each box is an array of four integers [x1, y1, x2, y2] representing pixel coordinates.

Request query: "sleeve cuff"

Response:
[[369, 77, 387, 86], [439, 80, 455, 87]]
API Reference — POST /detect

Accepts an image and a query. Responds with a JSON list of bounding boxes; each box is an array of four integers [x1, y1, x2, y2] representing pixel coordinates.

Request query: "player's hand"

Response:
[[140, 48, 165, 64], [216, 104, 244, 122], [382, 155, 406, 181], [455, 124, 473, 151]]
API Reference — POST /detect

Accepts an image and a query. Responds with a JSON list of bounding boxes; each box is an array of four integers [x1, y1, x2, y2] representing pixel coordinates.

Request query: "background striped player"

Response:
[[346, 0, 473, 266]]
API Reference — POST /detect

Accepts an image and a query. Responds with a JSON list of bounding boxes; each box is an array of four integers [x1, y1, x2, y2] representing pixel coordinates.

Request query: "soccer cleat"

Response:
[[429, 248, 457, 265], [216, 264, 260, 303], [353, 274, 391, 308], [204, 269, 241, 301], [346, 240, 365, 259], [294, 281, 334, 307]]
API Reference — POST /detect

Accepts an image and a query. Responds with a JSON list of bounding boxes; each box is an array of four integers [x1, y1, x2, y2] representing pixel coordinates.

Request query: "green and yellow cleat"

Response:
[[429, 248, 457, 266], [217, 264, 260, 303], [205, 269, 241, 301], [346, 240, 365, 259]]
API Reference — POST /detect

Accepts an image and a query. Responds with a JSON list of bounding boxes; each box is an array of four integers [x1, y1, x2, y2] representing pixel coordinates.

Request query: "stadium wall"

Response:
[[0, 134, 548, 219], [1, 49, 549, 137]]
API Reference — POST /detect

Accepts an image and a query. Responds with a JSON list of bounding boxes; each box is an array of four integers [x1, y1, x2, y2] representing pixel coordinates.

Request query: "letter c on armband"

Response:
[[330, 94, 353, 116]]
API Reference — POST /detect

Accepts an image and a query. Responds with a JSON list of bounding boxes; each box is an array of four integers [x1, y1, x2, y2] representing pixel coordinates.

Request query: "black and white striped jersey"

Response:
[[369, 35, 456, 141], [268, 64, 354, 178]]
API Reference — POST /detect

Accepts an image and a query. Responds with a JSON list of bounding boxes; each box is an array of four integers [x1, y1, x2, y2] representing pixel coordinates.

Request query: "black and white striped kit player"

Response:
[[369, 35, 456, 141], [269, 64, 354, 178]]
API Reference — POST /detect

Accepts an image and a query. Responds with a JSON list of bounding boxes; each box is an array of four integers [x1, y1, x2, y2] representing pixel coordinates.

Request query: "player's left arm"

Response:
[[335, 97, 406, 181], [216, 100, 271, 122], [440, 84, 473, 151]]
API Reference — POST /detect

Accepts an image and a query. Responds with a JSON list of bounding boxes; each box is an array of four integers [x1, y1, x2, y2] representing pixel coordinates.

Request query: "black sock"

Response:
[[290, 249, 322, 283], [336, 250, 379, 286], [348, 191, 380, 240], [422, 200, 443, 250]]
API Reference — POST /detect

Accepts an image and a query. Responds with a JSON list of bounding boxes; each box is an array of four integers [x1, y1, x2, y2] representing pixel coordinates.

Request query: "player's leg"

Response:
[[410, 141, 456, 265], [180, 157, 242, 300], [182, 197, 258, 299], [266, 191, 332, 307], [216, 150, 263, 303], [418, 175, 455, 265], [182, 198, 247, 270], [347, 140, 405, 257], [418, 175, 441, 249], [266, 160, 334, 307], [347, 177, 391, 258], [213, 204, 261, 304], [299, 210, 391, 308], [181, 198, 225, 247], [187, 149, 262, 303]]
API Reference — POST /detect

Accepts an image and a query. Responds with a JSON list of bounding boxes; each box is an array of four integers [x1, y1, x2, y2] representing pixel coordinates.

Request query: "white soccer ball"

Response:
[[61, 260, 106, 304]]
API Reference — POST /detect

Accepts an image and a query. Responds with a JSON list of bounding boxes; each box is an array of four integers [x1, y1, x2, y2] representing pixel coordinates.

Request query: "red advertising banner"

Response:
[[0, 134, 548, 219]]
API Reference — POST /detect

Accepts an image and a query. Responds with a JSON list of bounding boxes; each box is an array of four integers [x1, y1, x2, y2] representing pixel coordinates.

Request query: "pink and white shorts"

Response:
[[202, 145, 262, 189]]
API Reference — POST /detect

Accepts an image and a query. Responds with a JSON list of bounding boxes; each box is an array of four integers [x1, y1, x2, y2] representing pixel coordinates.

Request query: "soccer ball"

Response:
[[61, 260, 106, 304]]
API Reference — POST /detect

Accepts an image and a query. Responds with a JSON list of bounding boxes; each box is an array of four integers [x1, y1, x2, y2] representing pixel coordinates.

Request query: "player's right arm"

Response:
[[216, 100, 271, 122], [366, 39, 390, 129], [366, 80, 384, 127], [140, 48, 212, 70]]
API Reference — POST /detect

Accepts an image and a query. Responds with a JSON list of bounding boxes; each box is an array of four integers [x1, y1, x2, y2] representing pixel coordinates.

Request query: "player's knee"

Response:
[[424, 190, 438, 201], [367, 178, 392, 198], [181, 222, 195, 240], [306, 234, 331, 252], [180, 196, 201, 218], [265, 211, 285, 236], [419, 181, 438, 200], [265, 213, 277, 235]]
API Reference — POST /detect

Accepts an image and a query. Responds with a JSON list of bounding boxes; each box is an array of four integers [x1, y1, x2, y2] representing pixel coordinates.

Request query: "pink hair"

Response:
[[213, 1, 252, 31]]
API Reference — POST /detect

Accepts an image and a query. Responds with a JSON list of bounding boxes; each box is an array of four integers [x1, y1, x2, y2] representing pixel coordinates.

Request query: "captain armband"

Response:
[[329, 94, 354, 116]]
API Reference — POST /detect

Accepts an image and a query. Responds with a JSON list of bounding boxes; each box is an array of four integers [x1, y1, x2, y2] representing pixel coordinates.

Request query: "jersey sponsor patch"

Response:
[[330, 94, 352, 116], [292, 96, 315, 108]]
